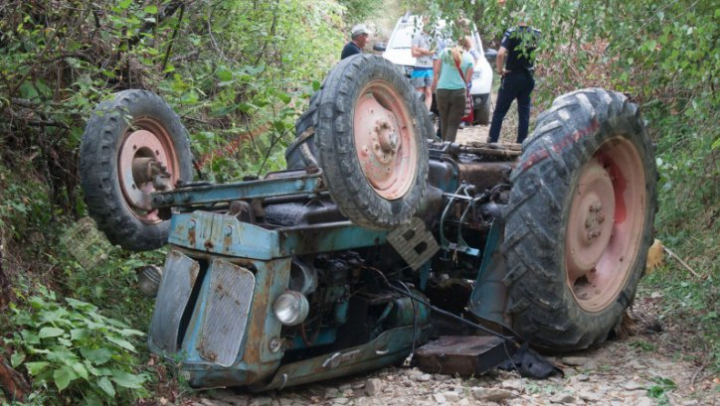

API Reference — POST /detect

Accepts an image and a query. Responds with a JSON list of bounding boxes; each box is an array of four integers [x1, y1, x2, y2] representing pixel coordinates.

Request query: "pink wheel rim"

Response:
[[565, 137, 646, 312], [118, 117, 180, 224], [353, 80, 418, 200]]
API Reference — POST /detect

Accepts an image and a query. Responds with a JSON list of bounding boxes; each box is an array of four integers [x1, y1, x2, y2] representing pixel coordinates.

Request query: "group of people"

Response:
[[341, 12, 540, 145]]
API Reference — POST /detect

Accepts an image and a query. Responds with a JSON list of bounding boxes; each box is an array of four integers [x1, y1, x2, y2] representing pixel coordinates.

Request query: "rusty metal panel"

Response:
[[149, 250, 199, 353], [415, 335, 511, 376], [198, 259, 255, 367]]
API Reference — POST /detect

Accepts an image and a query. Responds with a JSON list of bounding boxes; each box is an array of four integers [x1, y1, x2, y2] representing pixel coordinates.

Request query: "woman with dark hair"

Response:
[[432, 36, 474, 142]]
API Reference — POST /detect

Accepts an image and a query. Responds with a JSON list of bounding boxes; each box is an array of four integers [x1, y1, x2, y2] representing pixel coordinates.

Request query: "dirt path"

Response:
[[187, 275, 718, 406]]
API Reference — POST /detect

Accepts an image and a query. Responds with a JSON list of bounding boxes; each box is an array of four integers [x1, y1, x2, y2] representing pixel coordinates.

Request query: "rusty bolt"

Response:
[[269, 338, 283, 353], [597, 214, 605, 224]]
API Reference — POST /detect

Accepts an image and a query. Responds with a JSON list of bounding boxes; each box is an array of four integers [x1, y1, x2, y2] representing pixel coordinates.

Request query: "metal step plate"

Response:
[[197, 259, 255, 366], [415, 335, 512, 376], [387, 217, 439, 270], [149, 250, 200, 353]]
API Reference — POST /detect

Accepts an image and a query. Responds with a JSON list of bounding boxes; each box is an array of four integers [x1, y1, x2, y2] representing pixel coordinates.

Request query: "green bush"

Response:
[[8, 289, 148, 405]]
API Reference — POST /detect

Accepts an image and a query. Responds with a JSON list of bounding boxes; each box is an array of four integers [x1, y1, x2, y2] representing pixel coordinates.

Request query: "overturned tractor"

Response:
[[80, 55, 657, 389]]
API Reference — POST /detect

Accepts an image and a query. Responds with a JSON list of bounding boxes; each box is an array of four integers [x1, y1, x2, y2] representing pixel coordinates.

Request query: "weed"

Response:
[[7, 288, 149, 405], [647, 376, 677, 405], [630, 340, 656, 352]]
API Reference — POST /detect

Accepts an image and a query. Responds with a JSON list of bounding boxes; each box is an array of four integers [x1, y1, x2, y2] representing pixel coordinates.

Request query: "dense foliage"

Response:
[[0, 1, 367, 403]]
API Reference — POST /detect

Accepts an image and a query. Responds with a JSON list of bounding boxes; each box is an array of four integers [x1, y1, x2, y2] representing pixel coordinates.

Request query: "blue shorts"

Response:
[[411, 68, 433, 88]]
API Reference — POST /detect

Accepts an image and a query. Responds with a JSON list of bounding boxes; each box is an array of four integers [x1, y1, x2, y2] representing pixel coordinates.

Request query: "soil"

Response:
[[186, 284, 718, 406]]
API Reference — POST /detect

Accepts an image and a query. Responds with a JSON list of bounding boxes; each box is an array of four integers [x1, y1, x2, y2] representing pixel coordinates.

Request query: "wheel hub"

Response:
[[118, 123, 178, 223], [353, 80, 417, 200]]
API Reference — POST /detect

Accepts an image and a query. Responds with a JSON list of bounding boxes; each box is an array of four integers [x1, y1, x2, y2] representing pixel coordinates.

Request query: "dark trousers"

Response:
[[488, 70, 535, 143], [436, 88, 466, 143]]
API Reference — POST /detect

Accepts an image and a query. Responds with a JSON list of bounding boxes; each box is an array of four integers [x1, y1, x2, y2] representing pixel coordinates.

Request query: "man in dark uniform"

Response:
[[341, 24, 370, 60], [488, 13, 541, 144]]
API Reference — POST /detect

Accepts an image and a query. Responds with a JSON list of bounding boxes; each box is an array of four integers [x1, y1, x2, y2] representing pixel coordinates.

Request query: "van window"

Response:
[[387, 21, 422, 50]]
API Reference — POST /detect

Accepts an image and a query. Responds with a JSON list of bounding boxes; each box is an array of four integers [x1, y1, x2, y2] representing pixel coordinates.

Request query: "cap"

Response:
[[351, 24, 371, 38]]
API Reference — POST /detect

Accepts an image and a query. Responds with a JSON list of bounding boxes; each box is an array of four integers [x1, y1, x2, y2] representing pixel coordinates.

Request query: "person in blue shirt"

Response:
[[488, 13, 541, 144], [341, 24, 370, 60], [432, 37, 474, 143]]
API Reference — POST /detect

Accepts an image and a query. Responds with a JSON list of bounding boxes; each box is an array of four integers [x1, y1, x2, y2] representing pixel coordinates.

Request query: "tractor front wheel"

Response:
[[80, 90, 193, 251]]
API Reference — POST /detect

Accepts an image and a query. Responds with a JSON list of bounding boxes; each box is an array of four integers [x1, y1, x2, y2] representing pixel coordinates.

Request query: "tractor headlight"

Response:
[[273, 291, 309, 326]]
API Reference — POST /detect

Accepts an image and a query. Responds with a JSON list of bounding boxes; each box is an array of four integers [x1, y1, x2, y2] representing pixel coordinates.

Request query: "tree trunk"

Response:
[[0, 233, 27, 401], [0, 356, 27, 402], [0, 231, 9, 308]]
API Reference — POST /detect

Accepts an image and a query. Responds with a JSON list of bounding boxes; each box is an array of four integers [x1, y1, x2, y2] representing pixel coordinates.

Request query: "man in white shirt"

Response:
[[411, 17, 435, 110]]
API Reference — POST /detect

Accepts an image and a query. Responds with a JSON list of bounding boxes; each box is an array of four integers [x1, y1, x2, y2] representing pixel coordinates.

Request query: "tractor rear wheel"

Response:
[[503, 88, 657, 351], [80, 90, 193, 251], [287, 55, 433, 229]]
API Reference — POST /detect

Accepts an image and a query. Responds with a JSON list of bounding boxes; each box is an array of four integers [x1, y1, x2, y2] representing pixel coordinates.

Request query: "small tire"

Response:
[[288, 55, 432, 229], [285, 91, 320, 170], [474, 94, 491, 125], [80, 90, 193, 251], [503, 88, 657, 351]]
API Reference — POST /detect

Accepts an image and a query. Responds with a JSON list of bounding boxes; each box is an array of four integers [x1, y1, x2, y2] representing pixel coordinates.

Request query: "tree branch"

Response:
[[161, 4, 186, 72], [127, 0, 185, 47]]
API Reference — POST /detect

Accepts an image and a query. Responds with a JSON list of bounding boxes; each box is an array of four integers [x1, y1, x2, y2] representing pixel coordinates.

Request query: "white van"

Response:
[[377, 14, 494, 124]]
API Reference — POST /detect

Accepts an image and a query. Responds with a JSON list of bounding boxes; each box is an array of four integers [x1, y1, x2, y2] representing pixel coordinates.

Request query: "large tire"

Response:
[[288, 55, 433, 229], [503, 88, 657, 351], [80, 90, 193, 251], [474, 94, 491, 125]]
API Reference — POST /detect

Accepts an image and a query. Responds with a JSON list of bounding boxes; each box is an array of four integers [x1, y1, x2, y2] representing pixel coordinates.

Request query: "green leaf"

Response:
[[97, 377, 115, 397], [80, 347, 113, 365], [106, 336, 137, 352], [39, 327, 65, 338], [71, 328, 90, 341], [66, 298, 96, 311], [84, 360, 101, 376], [117, 328, 144, 337], [144, 5, 159, 14], [72, 362, 89, 380], [118, 0, 132, 10], [53, 366, 78, 391], [11, 352, 25, 368], [25, 362, 50, 375], [83, 391, 104, 406], [110, 370, 146, 389], [217, 68, 233, 82], [21, 330, 40, 345]]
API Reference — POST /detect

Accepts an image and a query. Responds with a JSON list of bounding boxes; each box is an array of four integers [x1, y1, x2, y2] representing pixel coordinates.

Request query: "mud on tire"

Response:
[[287, 55, 433, 229], [503, 88, 657, 351], [80, 90, 193, 251]]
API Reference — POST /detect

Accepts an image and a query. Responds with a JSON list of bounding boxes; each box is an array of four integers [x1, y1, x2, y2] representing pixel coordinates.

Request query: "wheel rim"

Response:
[[118, 117, 180, 223], [353, 79, 418, 200], [565, 137, 646, 312]]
